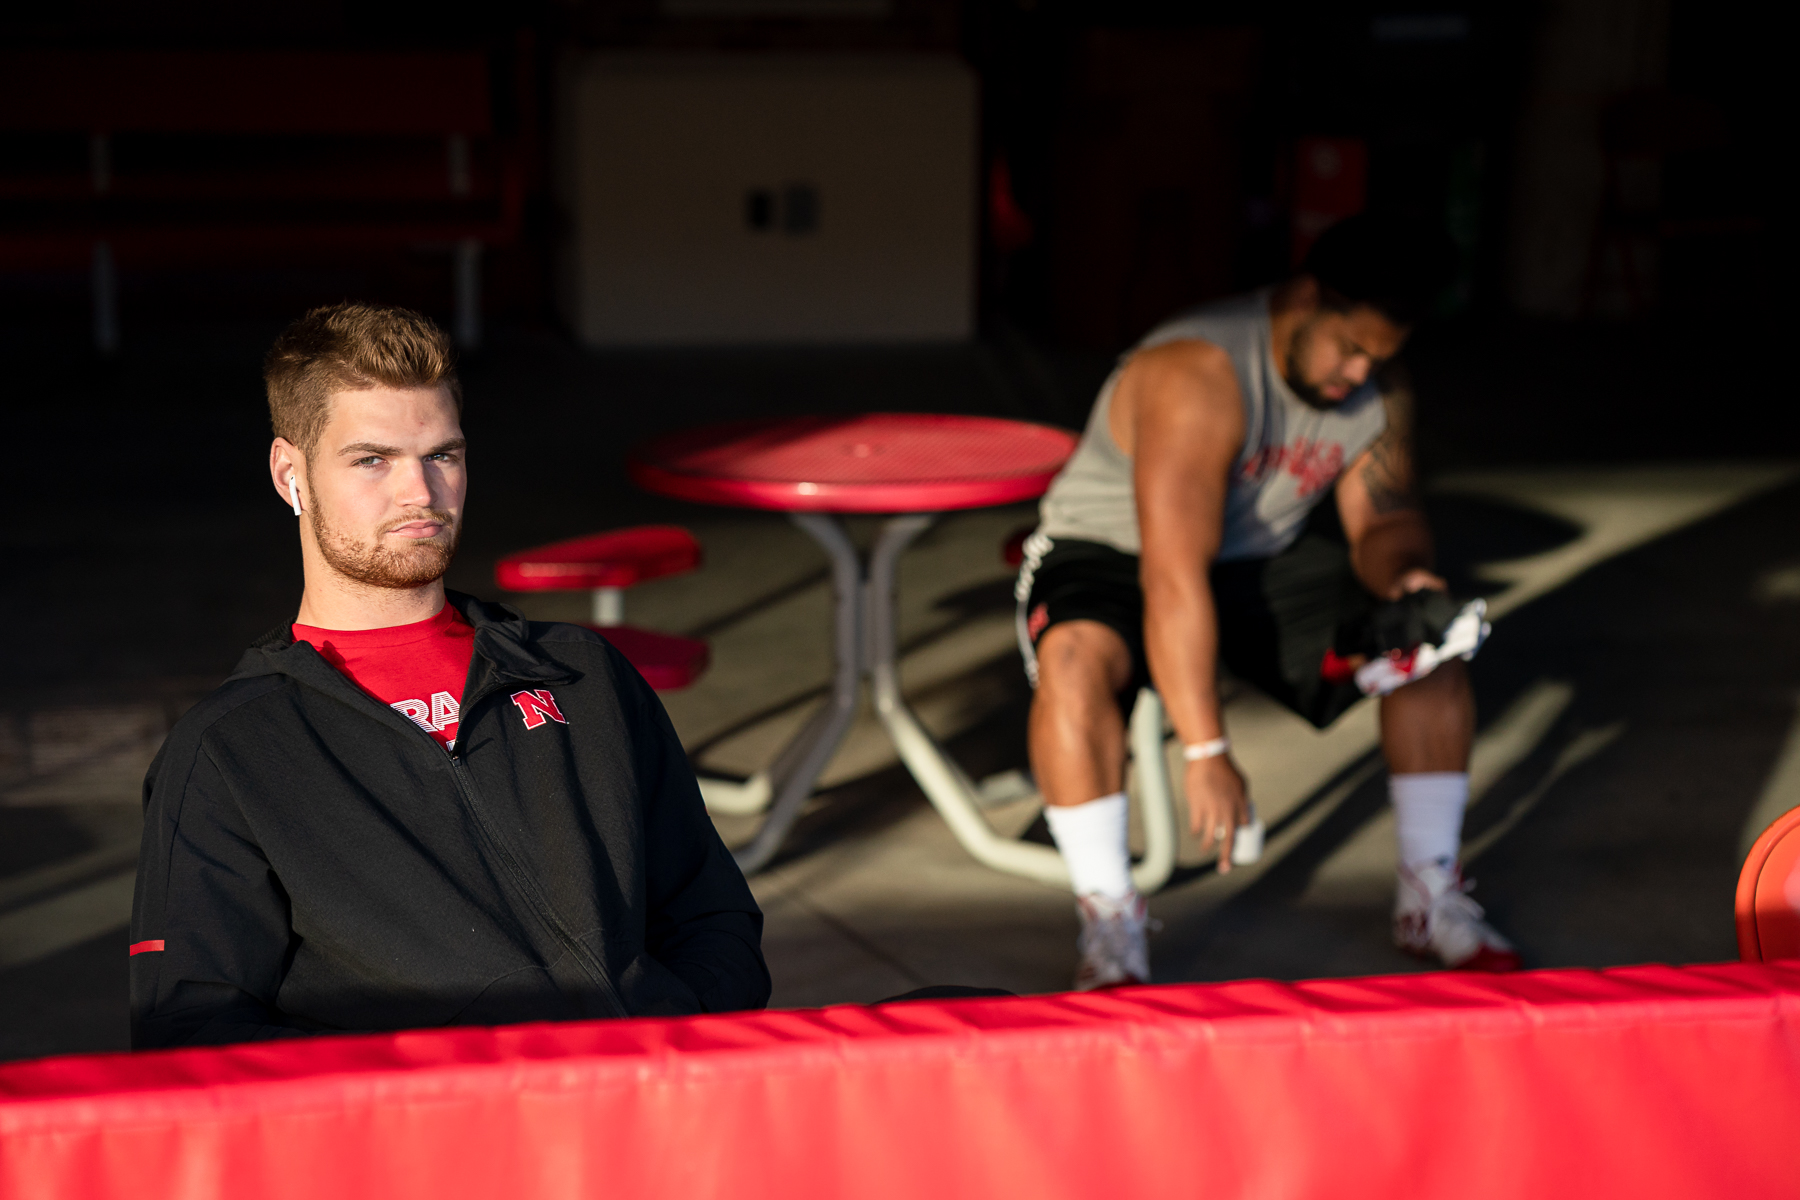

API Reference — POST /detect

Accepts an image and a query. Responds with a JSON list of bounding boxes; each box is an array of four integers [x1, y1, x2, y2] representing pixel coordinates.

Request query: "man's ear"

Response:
[[1290, 274, 1321, 311], [270, 438, 305, 513]]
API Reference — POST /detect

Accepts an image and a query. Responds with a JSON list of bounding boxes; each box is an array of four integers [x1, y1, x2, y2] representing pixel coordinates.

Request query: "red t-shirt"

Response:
[[292, 605, 476, 751]]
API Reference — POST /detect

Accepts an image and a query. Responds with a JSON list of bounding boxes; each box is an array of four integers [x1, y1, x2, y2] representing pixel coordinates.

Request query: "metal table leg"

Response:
[[864, 514, 1075, 886], [723, 510, 1184, 892], [728, 514, 866, 875], [1126, 689, 1179, 893]]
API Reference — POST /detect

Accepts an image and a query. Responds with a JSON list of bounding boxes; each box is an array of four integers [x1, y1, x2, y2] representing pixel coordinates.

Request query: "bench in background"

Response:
[[0, 45, 533, 351]]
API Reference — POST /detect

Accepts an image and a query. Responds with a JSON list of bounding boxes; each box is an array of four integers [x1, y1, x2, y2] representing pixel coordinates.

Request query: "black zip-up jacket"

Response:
[[130, 592, 768, 1048]]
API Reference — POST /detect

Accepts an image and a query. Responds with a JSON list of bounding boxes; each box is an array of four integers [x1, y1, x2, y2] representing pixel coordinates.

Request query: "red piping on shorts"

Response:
[[1320, 648, 1359, 684], [129, 940, 165, 956]]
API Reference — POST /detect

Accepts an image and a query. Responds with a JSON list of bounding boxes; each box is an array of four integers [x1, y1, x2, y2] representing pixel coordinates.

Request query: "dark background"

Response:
[[3, 1, 1779, 334], [0, 0, 1785, 687]]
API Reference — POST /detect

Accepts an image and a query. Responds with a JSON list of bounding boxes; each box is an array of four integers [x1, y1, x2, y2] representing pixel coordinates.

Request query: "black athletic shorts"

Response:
[[1016, 506, 1373, 730]]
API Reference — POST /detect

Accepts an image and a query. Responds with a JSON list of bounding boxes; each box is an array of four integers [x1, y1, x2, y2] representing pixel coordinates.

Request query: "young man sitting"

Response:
[[1017, 215, 1516, 989], [131, 303, 768, 1046]]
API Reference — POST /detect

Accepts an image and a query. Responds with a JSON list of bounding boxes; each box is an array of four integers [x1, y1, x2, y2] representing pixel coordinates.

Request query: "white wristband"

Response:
[[1182, 736, 1231, 761]]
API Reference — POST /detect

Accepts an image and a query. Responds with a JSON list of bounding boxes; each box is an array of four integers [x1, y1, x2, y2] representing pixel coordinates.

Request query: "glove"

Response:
[[1353, 593, 1490, 697], [1372, 587, 1463, 655]]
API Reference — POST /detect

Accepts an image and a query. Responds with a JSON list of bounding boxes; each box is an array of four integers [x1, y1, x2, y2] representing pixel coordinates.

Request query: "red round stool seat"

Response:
[[494, 525, 707, 691], [496, 526, 701, 591], [1000, 524, 1033, 567], [590, 625, 711, 692]]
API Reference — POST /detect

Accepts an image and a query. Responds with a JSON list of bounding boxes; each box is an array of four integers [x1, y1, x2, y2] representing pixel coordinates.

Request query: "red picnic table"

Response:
[[629, 412, 1195, 882]]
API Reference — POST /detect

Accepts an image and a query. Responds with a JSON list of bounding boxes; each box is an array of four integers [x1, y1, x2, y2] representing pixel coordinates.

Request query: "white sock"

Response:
[[1390, 772, 1469, 870], [1044, 792, 1134, 900]]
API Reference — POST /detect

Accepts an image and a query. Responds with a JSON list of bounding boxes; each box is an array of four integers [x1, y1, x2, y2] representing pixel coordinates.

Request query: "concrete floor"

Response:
[[3, 317, 1797, 1060], [652, 462, 1800, 1004]]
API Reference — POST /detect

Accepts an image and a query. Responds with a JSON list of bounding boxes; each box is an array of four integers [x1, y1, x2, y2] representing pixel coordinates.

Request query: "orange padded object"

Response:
[[496, 526, 701, 592], [1737, 805, 1800, 961]]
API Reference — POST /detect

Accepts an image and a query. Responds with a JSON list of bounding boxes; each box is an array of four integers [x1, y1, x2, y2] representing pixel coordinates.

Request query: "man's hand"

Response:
[[1185, 754, 1250, 873], [1388, 567, 1447, 601]]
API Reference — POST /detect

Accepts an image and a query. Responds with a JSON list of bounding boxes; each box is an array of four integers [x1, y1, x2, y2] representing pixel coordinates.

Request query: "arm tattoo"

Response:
[[1362, 367, 1419, 515]]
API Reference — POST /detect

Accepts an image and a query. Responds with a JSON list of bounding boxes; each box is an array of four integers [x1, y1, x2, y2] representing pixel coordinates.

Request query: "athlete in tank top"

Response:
[[1016, 215, 1514, 991], [1038, 288, 1389, 562]]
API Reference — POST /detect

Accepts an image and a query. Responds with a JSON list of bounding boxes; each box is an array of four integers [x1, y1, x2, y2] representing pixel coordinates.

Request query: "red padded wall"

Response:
[[2, 962, 1796, 1200]]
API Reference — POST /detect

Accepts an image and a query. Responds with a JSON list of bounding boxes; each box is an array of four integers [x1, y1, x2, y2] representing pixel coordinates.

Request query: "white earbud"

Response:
[[288, 476, 302, 516]]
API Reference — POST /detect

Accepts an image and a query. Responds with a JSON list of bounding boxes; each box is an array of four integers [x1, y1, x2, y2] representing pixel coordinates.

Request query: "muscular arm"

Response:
[[1120, 341, 1244, 750], [1115, 341, 1252, 860], [1335, 362, 1440, 599]]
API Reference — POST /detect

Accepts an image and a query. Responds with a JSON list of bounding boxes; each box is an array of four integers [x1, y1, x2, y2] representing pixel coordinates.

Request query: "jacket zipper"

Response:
[[284, 624, 627, 1015], [444, 736, 629, 1019]]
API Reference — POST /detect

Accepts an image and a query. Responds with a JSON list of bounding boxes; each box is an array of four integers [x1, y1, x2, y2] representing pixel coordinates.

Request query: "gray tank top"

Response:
[[1037, 289, 1387, 562]]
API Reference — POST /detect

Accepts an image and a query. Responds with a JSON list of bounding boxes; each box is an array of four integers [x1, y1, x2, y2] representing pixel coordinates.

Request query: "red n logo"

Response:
[[511, 689, 567, 730]]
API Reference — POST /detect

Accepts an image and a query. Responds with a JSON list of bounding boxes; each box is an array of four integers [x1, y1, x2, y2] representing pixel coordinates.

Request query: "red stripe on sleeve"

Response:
[[129, 940, 165, 956]]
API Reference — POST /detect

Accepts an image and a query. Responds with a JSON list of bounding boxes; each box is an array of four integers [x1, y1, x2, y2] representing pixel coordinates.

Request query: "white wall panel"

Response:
[[558, 53, 976, 346]]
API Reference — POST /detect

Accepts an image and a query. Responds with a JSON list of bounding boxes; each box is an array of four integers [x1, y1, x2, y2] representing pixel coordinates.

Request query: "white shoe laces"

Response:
[[1076, 895, 1153, 987], [1434, 876, 1489, 927], [1397, 862, 1513, 962]]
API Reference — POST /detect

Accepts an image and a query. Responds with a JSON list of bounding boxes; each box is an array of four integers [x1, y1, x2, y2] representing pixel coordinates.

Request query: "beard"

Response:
[[310, 504, 460, 590], [1282, 316, 1344, 411]]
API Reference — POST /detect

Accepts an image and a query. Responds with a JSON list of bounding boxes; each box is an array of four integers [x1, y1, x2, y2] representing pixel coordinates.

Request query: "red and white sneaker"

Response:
[[1074, 892, 1152, 990], [1393, 860, 1521, 972]]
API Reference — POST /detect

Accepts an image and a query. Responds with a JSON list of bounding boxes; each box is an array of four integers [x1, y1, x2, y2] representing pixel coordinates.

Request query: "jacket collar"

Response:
[[449, 590, 578, 702], [232, 591, 578, 727]]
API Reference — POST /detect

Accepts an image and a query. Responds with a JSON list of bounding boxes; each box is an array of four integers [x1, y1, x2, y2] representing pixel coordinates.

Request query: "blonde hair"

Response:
[[264, 303, 461, 458]]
